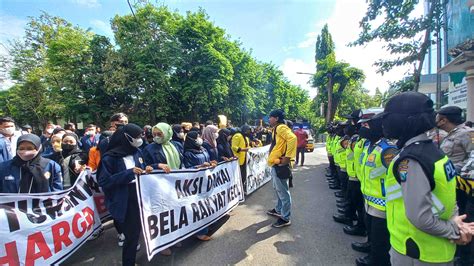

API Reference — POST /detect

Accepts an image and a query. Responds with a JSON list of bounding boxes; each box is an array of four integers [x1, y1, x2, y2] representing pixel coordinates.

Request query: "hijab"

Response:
[[104, 123, 143, 157], [171, 124, 184, 143], [153, 123, 181, 169], [13, 134, 50, 193], [202, 125, 218, 148], [217, 129, 233, 158], [184, 131, 203, 154]]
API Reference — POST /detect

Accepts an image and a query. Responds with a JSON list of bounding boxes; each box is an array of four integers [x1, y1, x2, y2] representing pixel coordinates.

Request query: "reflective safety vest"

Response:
[[353, 138, 366, 181], [386, 154, 457, 263], [360, 139, 397, 211], [326, 134, 332, 155], [346, 136, 359, 178], [332, 135, 342, 166], [335, 137, 348, 170]]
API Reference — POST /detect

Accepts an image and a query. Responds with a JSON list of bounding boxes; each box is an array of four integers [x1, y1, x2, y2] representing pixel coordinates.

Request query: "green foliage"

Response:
[[315, 24, 335, 63], [1, 5, 314, 128], [352, 0, 446, 91]]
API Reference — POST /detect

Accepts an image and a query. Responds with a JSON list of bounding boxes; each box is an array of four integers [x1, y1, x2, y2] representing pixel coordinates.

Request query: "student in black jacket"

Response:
[[97, 124, 145, 266]]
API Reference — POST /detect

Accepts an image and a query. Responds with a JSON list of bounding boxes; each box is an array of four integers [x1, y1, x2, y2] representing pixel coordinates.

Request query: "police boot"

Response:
[[351, 241, 370, 253], [336, 198, 347, 204], [332, 213, 353, 226], [336, 201, 350, 208], [343, 225, 367, 236], [355, 255, 372, 266], [334, 191, 344, 198], [329, 184, 341, 190]]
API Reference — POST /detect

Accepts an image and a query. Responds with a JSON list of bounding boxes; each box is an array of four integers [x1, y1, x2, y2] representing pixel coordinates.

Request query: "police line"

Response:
[[245, 145, 272, 195], [0, 159, 247, 264]]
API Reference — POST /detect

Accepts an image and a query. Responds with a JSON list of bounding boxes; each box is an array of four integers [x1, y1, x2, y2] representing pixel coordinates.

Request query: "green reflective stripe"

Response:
[[369, 166, 386, 179], [347, 153, 354, 160], [386, 191, 403, 201], [349, 176, 358, 181], [431, 193, 445, 215], [386, 184, 401, 194]]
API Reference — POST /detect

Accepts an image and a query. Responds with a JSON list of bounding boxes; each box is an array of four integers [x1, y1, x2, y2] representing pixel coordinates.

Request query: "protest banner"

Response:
[[245, 145, 272, 195], [0, 171, 102, 266], [136, 160, 244, 261]]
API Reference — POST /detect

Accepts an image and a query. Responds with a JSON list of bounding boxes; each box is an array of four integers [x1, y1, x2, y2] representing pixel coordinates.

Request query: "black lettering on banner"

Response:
[[179, 206, 189, 228], [43, 198, 64, 220], [18, 199, 47, 224], [175, 180, 184, 199], [148, 215, 159, 240], [191, 203, 200, 222], [0, 202, 20, 232], [159, 211, 170, 236]]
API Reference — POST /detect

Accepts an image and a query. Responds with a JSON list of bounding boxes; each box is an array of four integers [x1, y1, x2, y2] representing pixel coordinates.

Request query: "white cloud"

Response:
[[297, 31, 318, 48], [71, 0, 101, 8], [293, 0, 425, 95], [0, 14, 26, 90], [280, 58, 317, 98], [90, 19, 113, 38]]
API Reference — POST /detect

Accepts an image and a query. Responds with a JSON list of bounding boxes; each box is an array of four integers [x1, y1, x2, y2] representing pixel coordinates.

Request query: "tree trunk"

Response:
[[325, 74, 333, 123], [413, 1, 438, 92]]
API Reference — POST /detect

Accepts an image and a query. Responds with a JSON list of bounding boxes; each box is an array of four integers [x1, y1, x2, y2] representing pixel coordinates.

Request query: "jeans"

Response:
[[272, 167, 292, 221], [296, 147, 305, 165]]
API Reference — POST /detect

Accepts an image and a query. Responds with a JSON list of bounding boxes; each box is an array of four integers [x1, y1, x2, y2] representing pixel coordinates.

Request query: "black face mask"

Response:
[[359, 127, 383, 142], [61, 143, 76, 153], [344, 124, 356, 136]]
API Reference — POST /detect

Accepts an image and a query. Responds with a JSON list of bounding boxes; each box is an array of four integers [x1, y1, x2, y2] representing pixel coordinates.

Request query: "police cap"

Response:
[[437, 106, 462, 116]]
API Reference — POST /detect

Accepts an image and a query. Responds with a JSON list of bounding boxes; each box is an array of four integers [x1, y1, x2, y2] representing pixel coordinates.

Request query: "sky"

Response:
[[0, 0, 423, 97]]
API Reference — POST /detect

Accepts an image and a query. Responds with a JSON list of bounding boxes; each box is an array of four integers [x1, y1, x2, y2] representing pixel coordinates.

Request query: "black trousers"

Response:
[[296, 147, 305, 165], [346, 180, 365, 228], [338, 170, 348, 196], [122, 185, 142, 266], [333, 166, 341, 186], [240, 164, 247, 193], [368, 215, 391, 266], [328, 156, 337, 175]]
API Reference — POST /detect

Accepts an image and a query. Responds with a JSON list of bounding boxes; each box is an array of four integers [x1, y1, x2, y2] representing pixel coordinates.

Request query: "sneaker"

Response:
[[266, 208, 282, 217], [118, 233, 125, 247], [272, 218, 291, 228]]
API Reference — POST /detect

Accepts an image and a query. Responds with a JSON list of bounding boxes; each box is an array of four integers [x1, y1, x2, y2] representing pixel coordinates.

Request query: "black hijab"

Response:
[[61, 132, 81, 157], [217, 129, 233, 158], [184, 131, 203, 154], [13, 134, 51, 193], [171, 124, 184, 143], [104, 123, 143, 157]]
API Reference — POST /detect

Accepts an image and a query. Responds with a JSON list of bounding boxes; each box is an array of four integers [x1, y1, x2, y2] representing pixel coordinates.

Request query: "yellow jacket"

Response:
[[268, 124, 297, 166], [232, 132, 250, 165]]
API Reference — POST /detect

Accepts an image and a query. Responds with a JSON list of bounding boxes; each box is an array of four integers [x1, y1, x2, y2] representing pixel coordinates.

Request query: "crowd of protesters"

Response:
[[0, 111, 298, 265]]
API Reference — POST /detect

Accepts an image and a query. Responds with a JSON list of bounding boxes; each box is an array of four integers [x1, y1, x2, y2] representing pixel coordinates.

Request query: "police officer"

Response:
[[355, 110, 397, 266], [436, 106, 474, 173], [326, 123, 337, 178], [459, 152, 474, 266], [342, 109, 367, 237], [381, 92, 474, 265], [329, 123, 343, 190]]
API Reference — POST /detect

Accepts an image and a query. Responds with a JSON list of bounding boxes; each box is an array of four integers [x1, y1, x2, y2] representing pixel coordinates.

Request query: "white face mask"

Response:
[[177, 132, 185, 139], [0, 127, 15, 136], [126, 133, 143, 148], [214, 133, 219, 139], [153, 136, 164, 144], [17, 150, 38, 161], [196, 138, 203, 146]]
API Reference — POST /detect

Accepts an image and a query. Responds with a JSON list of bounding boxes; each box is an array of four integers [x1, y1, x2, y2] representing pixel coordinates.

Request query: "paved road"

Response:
[[64, 144, 365, 265]]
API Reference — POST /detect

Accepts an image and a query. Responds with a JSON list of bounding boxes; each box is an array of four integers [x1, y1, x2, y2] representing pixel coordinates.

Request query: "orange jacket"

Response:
[[88, 146, 101, 171]]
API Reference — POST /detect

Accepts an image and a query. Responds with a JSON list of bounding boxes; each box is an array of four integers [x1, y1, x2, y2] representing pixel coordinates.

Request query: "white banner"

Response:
[[246, 145, 272, 195], [0, 171, 102, 266], [136, 160, 244, 261]]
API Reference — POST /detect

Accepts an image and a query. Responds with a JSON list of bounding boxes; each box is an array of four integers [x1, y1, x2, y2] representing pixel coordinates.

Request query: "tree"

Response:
[[352, 0, 446, 91], [315, 24, 335, 63]]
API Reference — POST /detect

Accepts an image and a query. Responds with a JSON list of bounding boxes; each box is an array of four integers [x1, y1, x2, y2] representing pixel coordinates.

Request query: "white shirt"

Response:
[[0, 131, 21, 158], [123, 155, 137, 184]]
